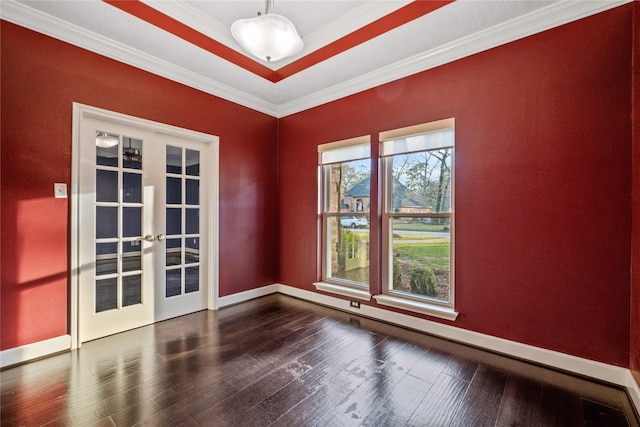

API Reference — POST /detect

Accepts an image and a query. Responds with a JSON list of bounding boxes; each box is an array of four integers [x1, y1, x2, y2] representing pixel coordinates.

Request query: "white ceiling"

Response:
[[1, 0, 630, 117]]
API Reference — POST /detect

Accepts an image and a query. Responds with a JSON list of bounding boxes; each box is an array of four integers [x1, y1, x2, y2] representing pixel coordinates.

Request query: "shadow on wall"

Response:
[[1, 196, 68, 350]]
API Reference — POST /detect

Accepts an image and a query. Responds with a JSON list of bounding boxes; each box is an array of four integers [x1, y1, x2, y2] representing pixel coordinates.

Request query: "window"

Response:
[[317, 137, 371, 293], [315, 122, 457, 318], [380, 119, 455, 308]]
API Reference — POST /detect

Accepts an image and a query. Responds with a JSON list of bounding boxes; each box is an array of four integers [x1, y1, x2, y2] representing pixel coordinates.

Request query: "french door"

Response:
[[78, 116, 209, 342]]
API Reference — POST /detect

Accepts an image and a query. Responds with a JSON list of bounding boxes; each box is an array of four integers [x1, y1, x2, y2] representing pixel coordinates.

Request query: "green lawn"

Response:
[[393, 241, 450, 269], [393, 234, 440, 240], [393, 223, 450, 232]]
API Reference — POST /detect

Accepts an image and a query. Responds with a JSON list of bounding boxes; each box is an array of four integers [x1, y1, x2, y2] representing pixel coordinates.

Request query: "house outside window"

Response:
[[380, 119, 455, 307], [318, 137, 371, 289]]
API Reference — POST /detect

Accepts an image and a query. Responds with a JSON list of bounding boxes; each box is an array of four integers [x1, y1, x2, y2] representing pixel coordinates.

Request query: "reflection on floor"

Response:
[[1, 294, 638, 426]]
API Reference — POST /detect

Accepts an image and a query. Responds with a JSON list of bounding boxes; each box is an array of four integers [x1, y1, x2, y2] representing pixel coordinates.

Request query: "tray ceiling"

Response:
[[1, 0, 629, 117]]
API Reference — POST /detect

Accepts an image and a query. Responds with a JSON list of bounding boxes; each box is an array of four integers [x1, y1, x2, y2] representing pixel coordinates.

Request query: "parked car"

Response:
[[340, 216, 368, 228]]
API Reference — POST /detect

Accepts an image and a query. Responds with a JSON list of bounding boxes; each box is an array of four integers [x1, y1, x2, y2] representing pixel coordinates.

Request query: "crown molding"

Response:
[[276, 0, 632, 117], [294, 0, 411, 66], [142, 0, 244, 61], [143, 0, 412, 71], [0, 0, 280, 116], [1, 0, 632, 118]]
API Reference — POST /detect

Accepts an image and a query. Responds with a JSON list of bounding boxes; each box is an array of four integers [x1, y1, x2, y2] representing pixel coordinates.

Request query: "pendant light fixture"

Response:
[[231, 0, 303, 62], [95, 131, 118, 148]]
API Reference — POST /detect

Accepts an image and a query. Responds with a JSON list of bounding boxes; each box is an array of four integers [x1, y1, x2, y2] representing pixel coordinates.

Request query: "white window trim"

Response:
[[318, 135, 370, 164], [318, 135, 372, 289], [314, 282, 372, 301], [373, 294, 458, 321], [379, 118, 455, 142], [380, 119, 456, 313]]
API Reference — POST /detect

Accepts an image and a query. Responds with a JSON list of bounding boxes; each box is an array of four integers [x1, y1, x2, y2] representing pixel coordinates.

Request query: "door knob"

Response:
[[139, 234, 155, 242], [156, 234, 166, 241]]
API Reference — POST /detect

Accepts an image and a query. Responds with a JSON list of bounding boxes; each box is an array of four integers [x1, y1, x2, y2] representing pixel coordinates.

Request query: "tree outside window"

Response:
[[382, 125, 454, 305]]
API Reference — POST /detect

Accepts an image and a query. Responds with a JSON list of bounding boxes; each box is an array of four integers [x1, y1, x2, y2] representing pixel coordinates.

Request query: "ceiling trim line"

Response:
[[288, 1, 412, 69], [272, 0, 455, 82], [0, 0, 280, 117], [143, 0, 412, 72], [103, 0, 276, 82], [103, 0, 453, 84], [3, 0, 631, 118], [275, 0, 633, 117]]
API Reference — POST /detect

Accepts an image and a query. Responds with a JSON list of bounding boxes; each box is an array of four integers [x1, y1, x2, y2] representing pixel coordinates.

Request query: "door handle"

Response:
[[156, 234, 166, 241], [136, 234, 156, 242]]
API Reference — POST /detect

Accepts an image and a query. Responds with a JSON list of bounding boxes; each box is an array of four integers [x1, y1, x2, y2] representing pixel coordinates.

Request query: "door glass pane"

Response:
[[185, 266, 199, 293], [166, 208, 182, 235], [167, 146, 182, 174], [166, 238, 182, 266], [166, 177, 182, 204], [186, 179, 199, 205], [123, 137, 142, 170], [122, 207, 142, 238], [122, 275, 142, 307], [166, 269, 181, 297], [96, 170, 118, 202], [185, 237, 199, 264], [96, 133, 119, 167], [122, 241, 142, 272], [96, 277, 117, 313], [96, 207, 118, 239], [123, 173, 142, 203], [186, 149, 200, 176], [185, 208, 199, 234], [96, 242, 117, 276]]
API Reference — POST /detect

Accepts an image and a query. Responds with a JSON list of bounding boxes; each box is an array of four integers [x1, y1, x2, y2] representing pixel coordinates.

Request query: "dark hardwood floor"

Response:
[[2, 294, 638, 426]]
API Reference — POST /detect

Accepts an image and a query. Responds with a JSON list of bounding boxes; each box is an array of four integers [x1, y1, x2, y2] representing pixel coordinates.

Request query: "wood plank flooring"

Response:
[[2, 294, 638, 426]]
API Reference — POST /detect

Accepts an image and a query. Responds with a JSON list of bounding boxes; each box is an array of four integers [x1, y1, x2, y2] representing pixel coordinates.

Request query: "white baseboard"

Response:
[[3, 284, 638, 417], [274, 283, 637, 402], [217, 284, 279, 308], [0, 335, 71, 369], [626, 371, 640, 418], [0, 285, 279, 369]]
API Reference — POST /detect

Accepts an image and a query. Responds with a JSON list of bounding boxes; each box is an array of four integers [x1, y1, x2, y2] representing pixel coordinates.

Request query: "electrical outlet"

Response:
[[54, 183, 67, 199], [350, 300, 360, 309]]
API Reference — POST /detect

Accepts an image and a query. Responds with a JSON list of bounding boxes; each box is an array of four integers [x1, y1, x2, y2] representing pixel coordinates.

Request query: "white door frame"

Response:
[[70, 103, 220, 349]]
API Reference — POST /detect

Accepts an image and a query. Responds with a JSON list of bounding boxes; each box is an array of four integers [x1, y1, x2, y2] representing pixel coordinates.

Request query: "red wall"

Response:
[[1, 6, 636, 371], [0, 22, 279, 350], [279, 6, 633, 366], [631, 1, 640, 387]]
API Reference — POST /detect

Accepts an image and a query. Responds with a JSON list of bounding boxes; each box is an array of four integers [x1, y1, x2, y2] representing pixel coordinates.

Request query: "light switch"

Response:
[[54, 183, 67, 199]]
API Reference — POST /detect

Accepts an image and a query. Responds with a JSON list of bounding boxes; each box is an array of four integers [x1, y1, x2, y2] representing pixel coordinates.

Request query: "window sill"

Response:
[[313, 282, 372, 301], [373, 294, 458, 321]]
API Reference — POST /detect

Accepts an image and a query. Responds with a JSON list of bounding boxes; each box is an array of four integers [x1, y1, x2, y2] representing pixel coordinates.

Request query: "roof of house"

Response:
[[345, 178, 370, 197], [392, 185, 428, 208], [345, 177, 428, 208]]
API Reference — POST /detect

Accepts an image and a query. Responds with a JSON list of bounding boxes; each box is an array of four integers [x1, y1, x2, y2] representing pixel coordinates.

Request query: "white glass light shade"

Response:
[[95, 132, 118, 148], [231, 13, 303, 62]]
